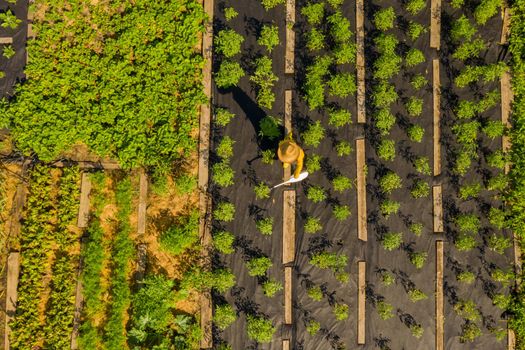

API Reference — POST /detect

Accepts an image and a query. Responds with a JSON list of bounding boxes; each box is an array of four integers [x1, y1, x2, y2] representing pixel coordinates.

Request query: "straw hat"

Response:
[[278, 140, 300, 163]]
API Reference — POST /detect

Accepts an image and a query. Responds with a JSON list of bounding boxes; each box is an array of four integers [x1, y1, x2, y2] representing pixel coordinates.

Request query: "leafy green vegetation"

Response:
[[380, 199, 400, 218], [379, 171, 402, 194], [262, 279, 283, 297], [377, 300, 394, 320], [333, 303, 349, 320], [256, 217, 274, 235], [246, 315, 276, 343], [306, 320, 321, 335], [332, 204, 351, 221], [214, 231, 235, 254], [214, 201, 236, 222], [215, 61, 245, 88], [307, 185, 327, 203], [251, 57, 278, 109], [258, 25, 280, 53], [302, 121, 326, 147], [160, 210, 200, 255], [381, 232, 403, 251], [246, 257, 273, 277], [332, 175, 353, 192], [307, 285, 324, 301], [374, 7, 395, 31], [254, 182, 271, 199], [335, 141, 352, 156], [213, 161, 235, 187], [305, 216, 323, 234], [214, 304, 237, 330], [377, 139, 396, 161]]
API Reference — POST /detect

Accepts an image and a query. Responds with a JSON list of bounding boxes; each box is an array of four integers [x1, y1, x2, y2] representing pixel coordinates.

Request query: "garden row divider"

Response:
[[283, 339, 290, 350], [508, 329, 516, 350], [198, 0, 214, 345], [433, 59, 441, 176], [430, 0, 441, 50], [433, 185, 443, 233], [0, 38, 12, 44], [76, 172, 91, 228], [356, 0, 365, 124], [435, 240, 444, 350], [137, 169, 147, 235], [284, 267, 292, 325], [3, 253, 19, 350], [70, 238, 85, 350], [356, 138, 367, 241], [502, 71, 513, 175], [284, 90, 292, 180], [283, 190, 296, 264], [500, 5, 511, 45], [357, 261, 365, 345], [285, 0, 295, 74]]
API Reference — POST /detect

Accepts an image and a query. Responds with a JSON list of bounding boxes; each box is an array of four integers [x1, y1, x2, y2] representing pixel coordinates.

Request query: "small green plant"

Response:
[[251, 57, 278, 109], [262, 279, 283, 297], [332, 175, 353, 192], [305, 216, 322, 234], [374, 7, 395, 31], [2, 44, 14, 59], [259, 115, 281, 140], [159, 211, 199, 255], [329, 108, 352, 128], [457, 271, 476, 284], [493, 293, 511, 310], [377, 300, 394, 320], [217, 343, 232, 350], [333, 303, 349, 321], [488, 207, 506, 229], [304, 56, 332, 110], [246, 315, 276, 343], [409, 223, 424, 236], [213, 161, 235, 187], [455, 234, 477, 251], [307, 185, 327, 203], [261, 149, 275, 164], [451, 15, 476, 41], [215, 29, 244, 58], [375, 33, 398, 54], [214, 202, 236, 222], [327, 0, 344, 8], [486, 150, 507, 169], [410, 74, 428, 90], [377, 139, 396, 161], [214, 304, 237, 330], [483, 120, 506, 139], [335, 272, 350, 284], [215, 61, 245, 88], [453, 121, 480, 148], [455, 214, 480, 233], [335, 141, 352, 156], [381, 232, 403, 251], [246, 257, 273, 277], [405, 49, 425, 67], [410, 180, 430, 198], [224, 7, 238, 21], [254, 182, 271, 199], [214, 231, 235, 254], [334, 42, 357, 64], [406, 0, 426, 15], [474, 0, 502, 25], [414, 156, 431, 175], [332, 205, 351, 221], [454, 150, 473, 175], [310, 252, 348, 271], [491, 268, 514, 285], [258, 25, 280, 53], [380, 199, 400, 218], [373, 52, 402, 80], [0, 10, 20, 30], [408, 288, 428, 302], [492, 327, 507, 342], [303, 121, 326, 148], [307, 285, 323, 301], [406, 97, 423, 117], [260, 0, 285, 10], [306, 154, 322, 173], [217, 136, 235, 159], [455, 62, 508, 88], [328, 73, 356, 98], [215, 108, 235, 126], [306, 320, 321, 335], [488, 234, 510, 254], [328, 11, 352, 43], [380, 271, 395, 286], [408, 124, 425, 143], [409, 252, 427, 269], [256, 217, 274, 235], [453, 39, 486, 61], [301, 2, 324, 25], [307, 28, 325, 51], [408, 21, 427, 41], [451, 0, 465, 8], [459, 182, 482, 200], [174, 174, 197, 195], [487, 173, 508, 192], [410, 324, 424, 339], [460, 322, 482, 343], [454, 300, 480, 321], [375, 108, 396, 135], [379, 171, 402, 194], [373, 81, 398, 108]]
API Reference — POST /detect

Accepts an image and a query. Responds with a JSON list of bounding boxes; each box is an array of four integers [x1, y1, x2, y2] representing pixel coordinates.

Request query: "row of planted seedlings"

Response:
[[0, 2, 24, 85], [365, 0, 435, 346], [440, 0, 513, 346], [292, 0, 359, 347], [10, 165, 81, 349], [210, 0, 288, 348]]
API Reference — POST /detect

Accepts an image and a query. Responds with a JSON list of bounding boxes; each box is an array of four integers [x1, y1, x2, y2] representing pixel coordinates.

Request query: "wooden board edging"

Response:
[[77, 172, 91, 228], [436, 240, 444, 350], [433, 59, 441, 176], [283, 190, 296, 264], [356, 0, 365, 124], [4, 253, 20, 350], [284, 267, 292, 324], [137, 170, 147, 235], [285, 0, 295, 74], [433, 185, 444, 233], [357, 261, 366, 344], [356, 138, 367, 241], [430, 0, 441, 50]]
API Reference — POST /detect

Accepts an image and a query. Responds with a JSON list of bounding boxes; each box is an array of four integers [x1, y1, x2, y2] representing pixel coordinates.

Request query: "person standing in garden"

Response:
[[278, 133, 305, 179]]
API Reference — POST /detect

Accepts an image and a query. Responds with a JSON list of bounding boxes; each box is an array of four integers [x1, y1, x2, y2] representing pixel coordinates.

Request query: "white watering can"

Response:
[[271, 171, 309, 189]]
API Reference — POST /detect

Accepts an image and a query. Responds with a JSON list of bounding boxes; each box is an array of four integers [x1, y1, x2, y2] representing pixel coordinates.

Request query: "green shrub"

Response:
[[377, 301, 394, 320], [214, 231, 235, 254], [215, 29, 244, 58], [413, 156, 431, 175], [251, 57, 278, 109], [254, 182, 271, 199], [373, 81, 398, 108], [259, 115, 281, 140], [211, 269, 236, 293], [406, 96, 423, 117], [258, 25, 280, 53], [491, 268, 514, 285], [456, 100, 477, 119], [493, 293, 511, 310], [215, 108, 235, 126], [409, 252, 427, 269], [451, 15, 476, 41], [409, 222, 424, 236], [260, 0, 285, 10], [408, 288, 428, 302], [453, 39, 486, 61], [455, 234, 477, 251], [213, 161, 235, 187], [374, 7, 395, 31], [327, 0, 344, 8], [246, 257, 273, 277], [214, 202, 236, 222], [307, 185, 327, 203], [454, 300, 481, 321], [2, 44, 15, 59], [454, 62, 508, 88], [224, 7, 239, 21], [307, 28, 325, 51], [214, 304, 237, 330], [329, 109, 352, 128], [262, 279, 283, 297], [261, 149, 275, 164], [301, 2, 324, 25], [457, 271, 475, 284], [455, 214, 480, 233], [335, 272, 350, 284], [303, 121, 326, 147], [453, 121, 480, 147], [307, 285, 323, 301], [410, 324, 424, 338], [405, 49, 425, 67], [0, 10, 20, 30], [310, 251, 348, 271], [377, 139, 396, 161], [459, 182, 482, 200], [306, 320, 321, 335], [333, 303, 349, 321], [474, 0, 502, 25], [306, 154, 322, 173], [483, 120, 506, 139], [408, 21, 427, 41], [246, 315, 276, 343], [328, 11, 352, 43], [375, 33, 398, 54], [408, 124, 425, 143], [304, 56, 332, 110], [460, 322, 482, 343], [380, 199, 400, 218], [336, 141, 353, 156], [334, 42, 357, 64], [215, 61, 245, 88], [375, 108, 396, 135], [381, 232, 403, 251], [217, 136, 235, 159], [174, 174, 197, 195], [332, 205, 351, 221], [305, 216, 322, 234], [487, 173, 508, 192], [379, 172, 402, 194], [488, 207, 506, 229], [411, 74, 428, 90], [256, 217, 274, 235], [328, 73, 356, 98], [451, 0, 464, 8], [488, 234, 511, 254], [217, 344, 232, 350], [373, 53, 402, 80], [487, 150, 507, 169], [454, 150, 473, 175], [411, 180, 430, 198], [380, 271, 396, 286], [332, 175, 353, 192], [406, 0, 426, 15], [160, 211, 199, 255]]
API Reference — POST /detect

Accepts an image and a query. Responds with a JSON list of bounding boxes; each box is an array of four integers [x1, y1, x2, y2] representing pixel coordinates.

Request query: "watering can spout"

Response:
[[272, 171, 309, 189]]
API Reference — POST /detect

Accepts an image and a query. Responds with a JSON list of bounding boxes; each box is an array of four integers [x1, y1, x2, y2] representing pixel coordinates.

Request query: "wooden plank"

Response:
[[433, 59, 441, 176], [137, 170, 147, 235], [27, 24, 35, 39], [430, 0, 441, 50], [52, 160, 121, 170], [509, 328, 516, 350], [356, 138, 367, 241], [4, 253, 20, 350], [284, 90, 292, 180], [77, 172, 91, 228], [433, 185, 443, 233], [285, 0, 295, 74], [356, 0, 365, 123], [70, 241, 84, 350], [283, 339, 290, 350], [358, 261, 366, 344], [284, 267, 292, 324], [283, 190, 296, 264], [501, 71, 513, 175], [436, 240, 444, 350], [0, 38, 12, 44], [500, 6, 511, 45]]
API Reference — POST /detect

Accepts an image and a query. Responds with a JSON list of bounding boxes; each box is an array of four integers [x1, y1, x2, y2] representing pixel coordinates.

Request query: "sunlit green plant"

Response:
[[335, 141, 352, 156], [488, 234, 511, 254], [409, 252, 427, 269], [301, 2, 324, 25], [215, 29, 244, 58], [256, 217, 274, 235], [214, 231, 235, 254], [214, 201, 236, 222], [327, 73, 356, 98], [306, 154, 322, 173], [377, 139, 396, 161], [408, 124, 425, 143], [333, 303, 349, 320], [374, 7, 395, 31], [406, 0, 426, 15], [254, 182, 271, 199], [379, 171, 402, 194], [408, 288, 428, 302], [303, 121, 325, 148], [329, 109, 352, 128], [215, 61, 245, 88], [307, 185, 327, 203], [381, 232, 403, 251], [377, 300, 394, 320], [375, 109, 396, 135], [380, 199, 400, 218], [457, 271, 475, 284], [224, 7, 238, 21], [409, 223, 423, 236], [408, 21, 427, 41], [406, 96, 423, 117], [262, 279, 283, 297], [307, 28, 325, 51], [307, 285, 323, 301], [332, 205, 351, 221], [246, 257, 273, 277], [332, 175, 353, 192], [305, 216, 322, 234], [306, 320, 321, 335], [215, 108, 235, 126], [213, 161, 235, 187], [258, 25, 280, 53], [217, 136, 235, 159]]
